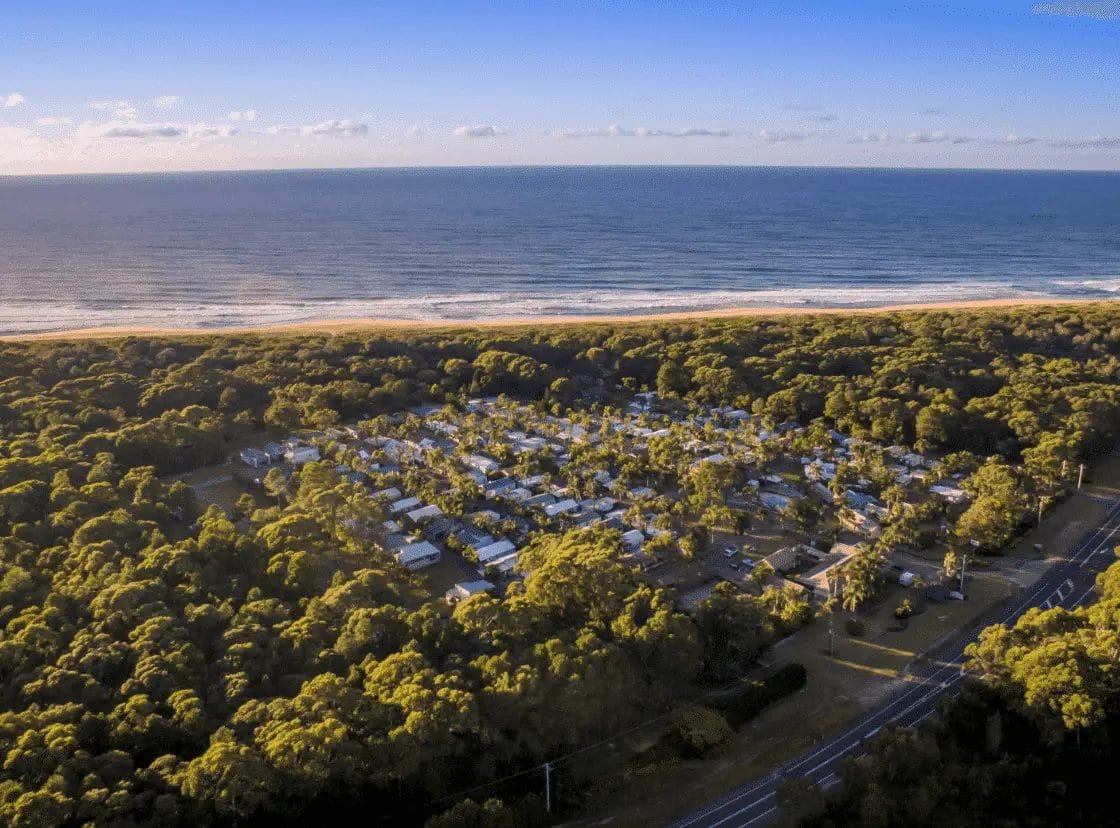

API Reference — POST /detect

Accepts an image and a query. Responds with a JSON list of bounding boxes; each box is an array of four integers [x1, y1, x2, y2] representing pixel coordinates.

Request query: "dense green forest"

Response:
[[2, 304, 1120, 826]]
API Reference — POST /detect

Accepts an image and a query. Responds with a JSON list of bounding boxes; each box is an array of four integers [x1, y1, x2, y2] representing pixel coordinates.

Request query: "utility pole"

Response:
[[1038, 497, 1044, 526], [544, 762, 552, 814], [959, 551, 968, 597], [1078, 463, 1085, 490]]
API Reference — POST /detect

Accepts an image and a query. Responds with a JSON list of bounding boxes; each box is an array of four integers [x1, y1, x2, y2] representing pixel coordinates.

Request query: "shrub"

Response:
[[672, 705, 734, 758], [895, 598, 914, 620], [845, 618, 865, 637], [713, 663, 808, 729]]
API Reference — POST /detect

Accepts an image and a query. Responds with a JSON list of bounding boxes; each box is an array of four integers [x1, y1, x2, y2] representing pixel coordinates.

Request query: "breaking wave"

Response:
[[0, 282, 1078, 335]]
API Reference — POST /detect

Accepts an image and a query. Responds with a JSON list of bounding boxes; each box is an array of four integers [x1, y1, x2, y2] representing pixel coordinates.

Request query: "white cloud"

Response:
[[0, 126, 33, 142], [90, 100, 138, 120], [2, 93, 25, 108], [0, 126, 46, 164], [1051, 135, 1120, 148], [35, 116, 72, 127], [645, 127, 732, 138], [559, 125, 731, 139], [905, 131, 945, 143], [758, 129, 805, 143], [91, 121, 235, 139], [559, 125, 634, 138], [265, 120, 368, 137], [188, 124, 237, 139], [95, 123, 188, 139], [302, 119, 368, 137], [905, 130, 971, 144], [153, 95, 181, 109], [454, 124, 502, 138], [1001, 134, 1038, 145], [1032, 1, 1120, 18], [229, 110, 258, 122], [405, 125, 422, 138], [853, 132, 891, 143]]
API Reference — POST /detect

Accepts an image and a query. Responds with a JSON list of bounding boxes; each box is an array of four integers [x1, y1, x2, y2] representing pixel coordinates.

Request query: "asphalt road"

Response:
[[671, 497, 1120, 828]]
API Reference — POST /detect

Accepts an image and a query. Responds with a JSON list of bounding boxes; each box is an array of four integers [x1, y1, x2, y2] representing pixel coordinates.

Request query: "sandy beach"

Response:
[[4, 297, 1118, 343]]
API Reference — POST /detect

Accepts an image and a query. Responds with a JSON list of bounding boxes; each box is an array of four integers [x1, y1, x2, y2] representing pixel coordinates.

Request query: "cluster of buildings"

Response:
[[235, 392, 977, 606], [239, 438, 321, 470]]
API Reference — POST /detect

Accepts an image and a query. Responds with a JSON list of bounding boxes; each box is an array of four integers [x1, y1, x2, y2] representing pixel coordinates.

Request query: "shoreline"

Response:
[[3, 297, 1118, 342]]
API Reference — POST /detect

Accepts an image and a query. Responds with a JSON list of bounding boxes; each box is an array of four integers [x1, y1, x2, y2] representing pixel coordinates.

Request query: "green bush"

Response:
[[672, 704, 734, 758], [846, 618, 866, 637], [895, 598, 914, 620], [713, 663, 808, 729]]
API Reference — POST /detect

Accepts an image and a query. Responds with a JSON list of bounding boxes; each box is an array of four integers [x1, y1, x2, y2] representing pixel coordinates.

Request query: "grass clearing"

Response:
[[416, 556, 477, 598], [1002, 455, 1120, 562], [1005, 491, 1109, 562], [165, 462, 255, 514]]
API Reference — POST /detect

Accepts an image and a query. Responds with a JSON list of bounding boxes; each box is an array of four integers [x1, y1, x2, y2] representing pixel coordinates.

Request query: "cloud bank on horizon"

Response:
[[1, 1, 1119, 173]]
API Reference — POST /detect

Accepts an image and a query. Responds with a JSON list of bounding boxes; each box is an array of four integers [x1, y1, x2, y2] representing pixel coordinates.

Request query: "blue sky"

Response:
[[1, 1, 1119, 172]]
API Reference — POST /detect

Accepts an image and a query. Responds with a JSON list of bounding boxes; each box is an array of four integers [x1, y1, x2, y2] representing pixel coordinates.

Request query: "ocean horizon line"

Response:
[[6, 161, 1120, 181]]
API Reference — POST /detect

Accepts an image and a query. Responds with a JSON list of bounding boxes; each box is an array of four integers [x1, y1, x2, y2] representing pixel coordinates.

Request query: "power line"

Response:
[[430, 670, 761, 809], [429, 707, 677, 807]]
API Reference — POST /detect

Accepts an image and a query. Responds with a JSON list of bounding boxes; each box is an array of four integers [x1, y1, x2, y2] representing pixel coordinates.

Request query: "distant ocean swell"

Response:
[[2, 167, 1119, 334]]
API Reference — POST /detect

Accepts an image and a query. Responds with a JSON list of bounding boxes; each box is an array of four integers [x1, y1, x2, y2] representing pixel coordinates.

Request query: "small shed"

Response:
[[395, 541, 442, 571], [544, 498, 579, 518], [389, 496, 422, 515], [286, 445, 321, 466], [445, 580, 495, 602], [240, 448, 270, 468], [405, 504, 444, 526], [620, 529, 645, 552], [476, 539, 517, 564]]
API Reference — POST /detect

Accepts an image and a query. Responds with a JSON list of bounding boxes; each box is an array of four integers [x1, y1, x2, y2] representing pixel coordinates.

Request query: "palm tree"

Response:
[[841, 547, 883, 613]]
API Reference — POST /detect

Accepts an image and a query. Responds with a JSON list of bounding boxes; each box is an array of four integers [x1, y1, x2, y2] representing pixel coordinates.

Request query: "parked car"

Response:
[[728, 561, 740, 570], [722, 545, 739, 558]]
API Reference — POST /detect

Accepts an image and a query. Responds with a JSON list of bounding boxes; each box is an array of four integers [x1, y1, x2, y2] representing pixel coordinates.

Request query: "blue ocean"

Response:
[[1, 166, 1118, 334]]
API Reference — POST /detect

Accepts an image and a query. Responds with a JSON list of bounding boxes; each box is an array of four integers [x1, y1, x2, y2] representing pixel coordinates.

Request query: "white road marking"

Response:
[[1071, 584, 1097, 607], [740, 806, 778, 826], [910, 708, 937, 726]]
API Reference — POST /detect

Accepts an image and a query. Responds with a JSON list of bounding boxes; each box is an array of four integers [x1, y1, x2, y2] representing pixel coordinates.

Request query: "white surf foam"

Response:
[[1051, 279, 1120, 293], [0, 282, 1069, 335]]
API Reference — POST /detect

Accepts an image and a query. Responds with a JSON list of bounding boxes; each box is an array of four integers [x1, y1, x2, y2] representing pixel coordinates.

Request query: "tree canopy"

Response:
[[2, 304, 1120, 824]]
